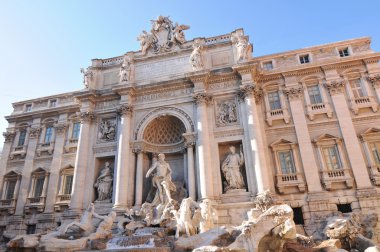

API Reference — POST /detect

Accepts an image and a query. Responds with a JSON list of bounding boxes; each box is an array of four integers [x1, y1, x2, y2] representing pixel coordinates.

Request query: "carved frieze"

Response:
[[3, 132, 16, 143], [215, 100, 239, 127], [29, 127, 41, 138], [324, 79, 346, 95], [117, 104, 133, 116], [192, 92, 213, 105], [80, 111, 95, 123], [98, 118, 117, 142], [283, 86, 303, 101], [137, 15, 190, 55]]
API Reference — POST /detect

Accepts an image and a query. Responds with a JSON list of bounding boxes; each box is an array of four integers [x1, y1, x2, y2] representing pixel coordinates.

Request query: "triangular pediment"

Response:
[[4, 170, 21, 178], [313, 133, 339, 143], [362, 127, 380, 136], [270, 138, 295, 147]]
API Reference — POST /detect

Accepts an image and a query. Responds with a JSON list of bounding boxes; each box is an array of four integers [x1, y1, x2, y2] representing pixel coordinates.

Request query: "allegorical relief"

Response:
[[94, 161, 113, 202], [98, 118, 116, 141], [221, 145, 246, 193], [137, 15, 190, 55], [216, 100, 238, 127]]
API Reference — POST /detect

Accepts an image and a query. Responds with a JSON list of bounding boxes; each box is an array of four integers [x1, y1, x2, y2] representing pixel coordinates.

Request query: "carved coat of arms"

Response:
[[137, 15, 190, 55]]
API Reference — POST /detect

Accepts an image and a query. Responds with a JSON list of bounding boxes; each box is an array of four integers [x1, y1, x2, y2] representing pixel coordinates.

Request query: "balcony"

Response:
[[320, 168, 354, 190], [266, 108, 290, 126], [306, 102, 333, 120], [64, 138, 78, 153], [0, 199, 17, 214], [9, 145, 27, 160], [24, 196, 46, 214], [276, 173, 306, 194], [350, 96, 378, 115], [54, 194, 71, 212], [36, 142, 54, 157], [369, 165, 380, 186]]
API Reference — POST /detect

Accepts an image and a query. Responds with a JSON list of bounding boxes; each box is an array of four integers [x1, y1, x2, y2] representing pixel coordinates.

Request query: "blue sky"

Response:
[[0, 0, 379, 147]]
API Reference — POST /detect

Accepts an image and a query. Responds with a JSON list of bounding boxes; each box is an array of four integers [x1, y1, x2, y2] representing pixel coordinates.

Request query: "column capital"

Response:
[[29, 127, 41, 138], [324, 79, 346, 95], [192, 92, 213, 105], [283, 86, 304, 101], [237, 84, 263, 103], [117, 104, 134, 116], [54, 123, 67, 135], [183, 132, 196, 147], [3, 131, 16, 143], [131, 141, 145, 153], [79, 111, 95, 123], [367, 74, 380, 88]]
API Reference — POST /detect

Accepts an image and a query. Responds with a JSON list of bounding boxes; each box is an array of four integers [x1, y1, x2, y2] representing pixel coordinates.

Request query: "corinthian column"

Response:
[[114, 104, 134, 210], [70, 111, 95, 211]]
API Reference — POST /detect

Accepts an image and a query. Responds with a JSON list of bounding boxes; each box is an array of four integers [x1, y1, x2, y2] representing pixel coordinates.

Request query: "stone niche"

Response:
[[93, 156, 115, 206], [218, 141, 248, 194]]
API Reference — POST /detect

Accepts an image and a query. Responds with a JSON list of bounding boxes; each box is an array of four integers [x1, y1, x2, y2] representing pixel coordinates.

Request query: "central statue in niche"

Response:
[[146, 153, 176, 206], [221, 145, 246, 192]]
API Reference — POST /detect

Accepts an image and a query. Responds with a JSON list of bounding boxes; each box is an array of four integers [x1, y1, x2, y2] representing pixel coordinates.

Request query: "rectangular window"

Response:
[[26, 225, 36, 235], [339, 48, 350, 57], [63, 175, 73, 195], [44, 126, 53, 143], [262, 61, 273, 70], [278, 150, 296, 174], [268, 91, 281, 110], [5, 180, 16, 200], [370, 142, 380, 165], [323, 145, 342, 170], [308, 85, 323, 104], [299, 54, 310, 64], [25, 104, 32, 112], [349, 79, 366, 98], [72, 122, 81, 139], [18, 130, 27, 146], [50, 100, 57, 107], [33, 177, 45, 198]]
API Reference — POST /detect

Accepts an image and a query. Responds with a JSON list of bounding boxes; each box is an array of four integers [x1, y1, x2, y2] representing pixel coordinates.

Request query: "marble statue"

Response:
[[137, 16, 190, 55], [99, 119, 116, 141], [231, 33, 252, 62], [119, 55, 132, 82], [253, 189, 274, 212], [80, 67, 93, 88], [189, 44, 204, 71], [91, 211, 117, 239], [61, 203, 95, 236], [199, 199, 216, 233], [171, 197, 201, 238], [217, 101, 238, 125], [146, 153, 176, 206], [94, 162, 113, 202], [221, 145, 246, 192]]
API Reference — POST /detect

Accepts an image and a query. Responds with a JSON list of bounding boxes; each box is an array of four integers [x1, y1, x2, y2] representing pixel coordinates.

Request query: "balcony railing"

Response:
[[266, 108, 290, 126], [270, 109, 283, 116], [57, 194, 71, 202], [306, 102, 333, 120], [10, 145, 27, 160], [0, 199, 17, 214], [26, 196, 45, 205], [276, 172, 306, 194], [36, 142, 54, 156], [320, 168, 353, 190], [64, 139, 79, 153], [350, 96, 378, 114]]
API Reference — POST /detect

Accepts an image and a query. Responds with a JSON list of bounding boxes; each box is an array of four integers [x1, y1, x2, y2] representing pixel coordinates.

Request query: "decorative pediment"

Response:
[[270, 138, 295, 148], [4, 170, 21, 178], [360, 127, 380, 141], [32, 167, 49, 175], [137, 15, 190, 55], [313, 133, 341, 145]]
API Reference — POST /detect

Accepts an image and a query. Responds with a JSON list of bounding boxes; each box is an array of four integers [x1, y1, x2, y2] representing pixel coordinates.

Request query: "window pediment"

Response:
[[270, 138, 296, 150], [313, 134, 341, 145]]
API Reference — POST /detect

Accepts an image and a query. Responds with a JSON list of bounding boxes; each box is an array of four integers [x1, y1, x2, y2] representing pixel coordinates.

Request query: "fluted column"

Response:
[[283, 85, 323, 192], [70, 111, 95, 211], [238, 83, 271, 194], [183, 133, 196, 200], [44, 121, 67, 213], [113, 104, 134, 210], [324, 78, 372, 188], [134, 149, 144, 207], [15, 122, 41, 215]]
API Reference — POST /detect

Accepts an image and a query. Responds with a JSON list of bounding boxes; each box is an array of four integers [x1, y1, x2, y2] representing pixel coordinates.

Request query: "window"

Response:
[[25, 104, 32, 112], [63, 175, 73, 195], [370, 142, 380, 165], [349, 79, 366, 98], [339, 48, 350, 57], [50, 100, 57, 107], [33, 177, 45, 198], [26, 225, 36, 235], [18, 130, 27, 146], [299, 54, 310, 64], [337, 204, 352, 213], [262, 61, 273, 70], [322, 145, 342, 170], [44, 126, 53, 143], [308, 85, 323, 104], [5, 180, 16, 200], [268, 91, 281, 110], [278, 151, 296, 174], [72, 122, 80, 139], [292, 207, 304, 225]]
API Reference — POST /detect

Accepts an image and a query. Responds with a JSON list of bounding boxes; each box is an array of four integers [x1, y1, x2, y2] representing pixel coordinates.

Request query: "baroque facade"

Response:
[[1, 16, 380, 240]]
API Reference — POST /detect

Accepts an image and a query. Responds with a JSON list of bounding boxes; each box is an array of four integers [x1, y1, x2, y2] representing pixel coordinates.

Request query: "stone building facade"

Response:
[[1, 17, 380, 240]]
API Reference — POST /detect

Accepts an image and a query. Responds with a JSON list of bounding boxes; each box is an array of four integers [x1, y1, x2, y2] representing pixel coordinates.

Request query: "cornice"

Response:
[[186, 70, 211, 83]]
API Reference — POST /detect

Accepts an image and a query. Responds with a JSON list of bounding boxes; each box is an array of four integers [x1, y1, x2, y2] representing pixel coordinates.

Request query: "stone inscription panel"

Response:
[[135, 56, 192, 82], [136, 87, 193, 103]]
